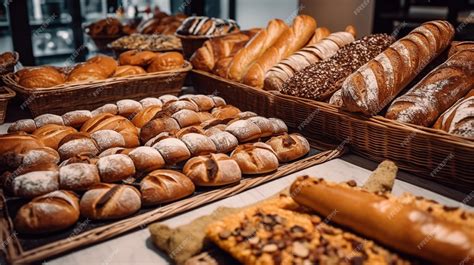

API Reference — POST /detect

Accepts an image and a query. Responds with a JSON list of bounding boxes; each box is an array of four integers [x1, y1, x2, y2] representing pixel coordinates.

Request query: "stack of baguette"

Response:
[[1, 94, 311, 235]]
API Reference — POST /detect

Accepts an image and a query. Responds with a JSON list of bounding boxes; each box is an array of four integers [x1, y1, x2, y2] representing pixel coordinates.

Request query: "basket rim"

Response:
[[192, 69, 474, 147], [4, 61, 192, 94], [0, 86, 16, 100]]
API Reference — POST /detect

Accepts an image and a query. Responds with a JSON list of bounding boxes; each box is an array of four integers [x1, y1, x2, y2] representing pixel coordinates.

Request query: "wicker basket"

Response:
[[2, 62, 192, 117], [0, 86, 15, 124], [175, 33, 211, 59], [191, 70, 474, 191]]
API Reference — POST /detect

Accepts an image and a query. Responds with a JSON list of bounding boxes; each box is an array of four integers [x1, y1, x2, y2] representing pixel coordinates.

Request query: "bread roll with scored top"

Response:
[[208, 131, 239, 153], [32, 124, 77, 150], [196, 111, 213, 122], [98, 147, 133, 158], [59, 163, 100, 191], [180, 133, 217, 156], [81, 113, 140, 148], [290, 176, 474, 264], [140, 97, 163, 109], [15, 190, 80, 234], [266, 133, 310, 162], [147, 52, 184, 72], [225, 119, 262, 142], [8, 119, 37, 133], [80, 184, 141, 220], [17, 67, 66, 88], [97, 154, 135, 182], [247, 116, 274, 137], [242, 15, 317, 88], [91, 103, 118, 116], [308, 26, 331, 45], [90, 129, 126, 152], [183, 153, 241, 186], [57, 132, 100, 160], [171, 109, 201, 128], [342, 20, 455, 115], [264, 29, 355, 91], [153, 138, 191, 164], [144, 132, 174, 147], [211, 105, 240, 120], [67, 63, 108, 82], [175, 126, 205, 138], [268, 118, 288, 134], [62, 110, 92, 128], [60, 152, 98, 166], [132, 105, 163, 128], [230, 142, 279, 174], [0, 133, 45, 169], [188, 95, 216, 111], [209, 95, 226, 107], [34, 113, 64, 128], [140, 117, 180, 143], [119, 50, 158, 66], [434, 89, 474, 138], [112, 65, 146, 77], [22, 147, 60, 167], [128, 146, 165, 172], [87, 55, 118, 77], [116, 99, 143, 118], [12, 163, 59, 198], [386, 49, 474, 126], [140, 169, 195, 205], [282, 34, 394, 101], [227, 19, 288, 81]]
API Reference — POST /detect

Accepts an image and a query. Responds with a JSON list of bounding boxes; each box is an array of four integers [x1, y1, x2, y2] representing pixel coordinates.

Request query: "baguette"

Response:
[[227, 19, 288, 82], [264, 28, 355, 91], [290, 176, 474, 264], [341, 20, 455, 115], [386, 49, 474, 126], [242, 15, 317, 88], [448, 41, 474, 57], [308, 26, 331, 45], [433, 89, 474, 138]]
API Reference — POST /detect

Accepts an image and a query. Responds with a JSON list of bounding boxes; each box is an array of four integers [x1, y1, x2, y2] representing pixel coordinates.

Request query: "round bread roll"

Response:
[[97, 154, 136, 182], [204, 125, 226, 137], [128, 146, 165, 172], [171, 109, 201, 128], [140, 117, 180, 143], [230, 142, 279, 174], [158, 95, 178, 104], [91, 104, 118, 116], [98, 147, 133, 158], [201, 118, 228, 129], [162, 100, 199, 114], [225, 119, 262, 142], [209, 95, 226, 107], [119, 50, 158, 66], [188, 95, 215, 111], [62, 110, 92, 128], [208, 131, 239, 153], [87, 55, 118, 77], [80, 184, 141, 220], [32, 124, 77, 150], [147, 52, 184, 72], [59, 163, 100, 191], [269, 118, 288, 134], [15, 190, 80, 234], [152, 138, 191, 164], [211, 105, 241, 120], [113, 65, 147, 77], [116, 99, 143, 118], [183, 153, 241, 187], [81, 113, 140, 148], [0, 133, 45, 169], [17, 67, 66, 88], [12, 165, 59, 198], [247, 116, 274, 137], [58, 132, 100, 160], [197, 112, 213, 122], [140, 97, 163, 109], [144, 132, 174, 147], [175, 126, 205, 138], [91, 130, 126, 152], [178, 94, 194, 100], [237, 111, 257, 119], [60, 153, 98, 166], [140, 169, 195, 205], [34, 114, 64, 128], [180, 133, 217, 156], [8, 119, 36, 133], [22, 147, 60, 167], [67, 63, 108, 82], [266, 133, 310, 162]]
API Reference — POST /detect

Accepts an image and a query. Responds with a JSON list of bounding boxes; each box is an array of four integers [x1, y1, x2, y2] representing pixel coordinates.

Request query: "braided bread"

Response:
[[341, 20, 455, 115]]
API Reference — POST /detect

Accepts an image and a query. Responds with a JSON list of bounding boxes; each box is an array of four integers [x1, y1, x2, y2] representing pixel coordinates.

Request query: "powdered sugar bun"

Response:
[[140, 97, 163, 109], [34, 114, 64, 128], [116, 99, 143, 118], [8, 119, 37, 133], [62, 110, 92, 128], [91, 130, 126, 152], [128, 146, 165, 172], [91, 104, 118, 117], [13, 171, 59, 198], [97, 154, 136, 182], [59, 163, 100, 190], [181, 133, 217, 156]]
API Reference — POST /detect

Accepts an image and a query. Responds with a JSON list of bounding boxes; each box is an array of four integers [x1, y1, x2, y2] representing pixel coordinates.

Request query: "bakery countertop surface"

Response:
[[1, 123, 472, 265]]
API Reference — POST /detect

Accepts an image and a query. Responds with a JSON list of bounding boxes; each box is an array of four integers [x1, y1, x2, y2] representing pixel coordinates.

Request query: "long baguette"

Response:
[[341, 20, 455, 115], [385, 49, 474, 126], [226, 19, 288, 82], [242, 15, 316, 88], [434, 89, 474, 138], [290, 176, 474, 264]]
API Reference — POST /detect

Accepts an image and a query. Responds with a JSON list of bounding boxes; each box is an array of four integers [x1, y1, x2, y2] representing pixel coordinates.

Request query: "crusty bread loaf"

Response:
[[208, 131, 238, 153], [180, 133, 217, 156], [8, 119, 37, 133], [290, 176, 474, 264], [0, 133, 46, 169], [116, 99, 143, 118], [140, 117, 180, 143], [97, 154, 136, 182], [140, 97, 163, 109], [433, 89, 474, 138], [59, 163, 100, 191], [230, 142, 279, 174], [448, 41, 474, 57], [32, 124, 77, 150], [128, 146, 165, 172], [62, 110, 92, 128], [91, 129, 126, 152], [15, 190, 80, 234], [242, 15, 317, 88], [34, 113, 64, 128], [227, 19, 288, 82], [266, 133, 310, 162], [57, 132, 100, 160], [386, 49, 474, 126], [12, 163, 59, 198], [140, 169, 195, 205], [171, 109, 201, 128], [211, 105, 241, 120], [153, 137, 191, 164], [21, 147, 60, 167], [341, 20, 455, 115], [225, 119, 262, 142], [264, 30, 355, 91], [81, 113, 140, 147], [132, 106, 163, 128], [183, 153, 241, 186], [308, 26, 331, 45]]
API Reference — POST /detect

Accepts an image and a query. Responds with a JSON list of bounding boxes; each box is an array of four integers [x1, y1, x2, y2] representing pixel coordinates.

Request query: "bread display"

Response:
[[14, 190, 80, 234], [230, 143, 279, 174], [183, 153, 241, 187], [176, 16, 239, 37], [264, 28, 356, 91], [386, 49, 474, 126], [341, 20, 455, 115], [281, 34, 394, 101], [140, 169, 195, 205], [266, 133, 310, 162], [242, 15, 317, 88], [434, 89, 474, 138], [109, 34, 182, 51]]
